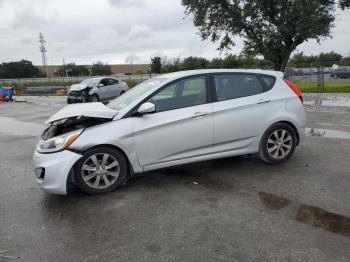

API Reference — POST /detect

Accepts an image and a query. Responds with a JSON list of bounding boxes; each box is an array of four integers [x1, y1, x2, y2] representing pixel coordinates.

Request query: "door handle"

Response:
[[191, 112, 208, 119], [257, 99, 271, 104]]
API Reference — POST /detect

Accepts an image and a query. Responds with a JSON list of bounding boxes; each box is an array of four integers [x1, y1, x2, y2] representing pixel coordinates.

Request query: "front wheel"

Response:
[[259, 123, 297, 164], [74, 146, 128, 195]]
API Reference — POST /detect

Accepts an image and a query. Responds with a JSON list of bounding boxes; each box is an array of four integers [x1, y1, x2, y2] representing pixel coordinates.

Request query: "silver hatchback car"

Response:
[[33, 69, 305, 195], [67, 77, 129, 104]]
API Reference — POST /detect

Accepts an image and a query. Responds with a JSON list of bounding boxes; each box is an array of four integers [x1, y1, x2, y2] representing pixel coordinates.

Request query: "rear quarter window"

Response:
[[259, 75, 276, 91]]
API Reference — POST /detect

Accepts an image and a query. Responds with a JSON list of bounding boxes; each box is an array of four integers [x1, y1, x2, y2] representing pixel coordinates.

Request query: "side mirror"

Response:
[[137, 102, 155, 115], [98, 83, 104, 88]]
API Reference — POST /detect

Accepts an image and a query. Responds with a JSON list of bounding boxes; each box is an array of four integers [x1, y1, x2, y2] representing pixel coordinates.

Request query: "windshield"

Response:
[[107, 78, 167, 111], [80, 78, 99, 87]]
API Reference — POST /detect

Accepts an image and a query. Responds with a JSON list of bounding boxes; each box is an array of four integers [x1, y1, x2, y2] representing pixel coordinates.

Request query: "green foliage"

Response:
[[151, 57, 162, 74], [162, 57, 181, 73], [91, 62, 112, 76], [57, 63, 89, 76], [136, 70, 146, 75], [289, 52, 343, 67], [339, 0, 350, 9], [124, 79, 142, 88], [159, 55, 273, 73], [341, 57, 350, 66], [0, 60, 39, 78], [182, 0, 349, 71], [181, 56, 209, 70]]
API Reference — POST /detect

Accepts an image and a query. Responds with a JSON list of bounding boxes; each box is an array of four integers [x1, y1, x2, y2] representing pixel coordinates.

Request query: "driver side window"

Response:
[[99, 79, 109, 87], [149, 76, 207, 113]]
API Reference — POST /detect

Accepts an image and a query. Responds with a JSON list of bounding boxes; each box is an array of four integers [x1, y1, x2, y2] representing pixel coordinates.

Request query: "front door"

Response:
[[132, 76, 214, 167], [97, 78, 111, 100]]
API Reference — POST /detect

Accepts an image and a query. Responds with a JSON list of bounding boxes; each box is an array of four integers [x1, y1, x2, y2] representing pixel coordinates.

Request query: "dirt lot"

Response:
[[0, 94, 350, 262]]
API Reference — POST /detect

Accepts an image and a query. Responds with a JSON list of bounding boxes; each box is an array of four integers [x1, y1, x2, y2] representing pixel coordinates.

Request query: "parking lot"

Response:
[[0, 94, 350, 261]]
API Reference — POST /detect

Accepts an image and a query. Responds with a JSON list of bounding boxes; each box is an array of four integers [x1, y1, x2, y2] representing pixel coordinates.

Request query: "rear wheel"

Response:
[[74, 146, 128, 195], [259, 123, 297, 164]]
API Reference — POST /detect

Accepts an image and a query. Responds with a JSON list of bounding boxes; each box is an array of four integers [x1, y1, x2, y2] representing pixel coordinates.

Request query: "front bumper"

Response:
[[67, 95, 84, 103], [33, 150, 82, 194]]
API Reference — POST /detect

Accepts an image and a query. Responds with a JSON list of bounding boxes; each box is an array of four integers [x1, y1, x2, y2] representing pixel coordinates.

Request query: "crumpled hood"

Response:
[[46, 102, 118, 123], [69, 84, 89, 92]]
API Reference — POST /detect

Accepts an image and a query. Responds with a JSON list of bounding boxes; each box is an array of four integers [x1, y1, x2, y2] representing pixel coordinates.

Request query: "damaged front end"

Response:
[[41, 116, 111, 140], [67, 87, 92, 104], [37, 102, 118, 153]]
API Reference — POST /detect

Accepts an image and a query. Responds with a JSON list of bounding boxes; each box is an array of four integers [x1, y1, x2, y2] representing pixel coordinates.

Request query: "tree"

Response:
[[341, 57, 350, 66], [289, 51, 342, 67], [0, 60, 39, 78], [181, 56, 209, 70], [318, 51, 342, 66], [182, 0, 350, 71], [162, 57, 181, 73], [57, 63, 89, 77], [151, 57, 162, 73], [91, 62, 112, 76]]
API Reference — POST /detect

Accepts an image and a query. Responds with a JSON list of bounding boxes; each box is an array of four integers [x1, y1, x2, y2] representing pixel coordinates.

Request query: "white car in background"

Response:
[[34, 69, 305, 195], [67, 77, 129, 104]]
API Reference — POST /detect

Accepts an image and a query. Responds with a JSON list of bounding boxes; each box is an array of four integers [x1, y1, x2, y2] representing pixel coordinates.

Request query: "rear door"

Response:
[[132, 75, 214, 167], [212, 73, 275, 153], [108, 78, 120, 98]]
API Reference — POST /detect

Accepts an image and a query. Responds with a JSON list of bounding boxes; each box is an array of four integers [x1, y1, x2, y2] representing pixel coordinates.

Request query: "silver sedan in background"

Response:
[[67, 77, 129, 104], [34, 69, 305, 195]]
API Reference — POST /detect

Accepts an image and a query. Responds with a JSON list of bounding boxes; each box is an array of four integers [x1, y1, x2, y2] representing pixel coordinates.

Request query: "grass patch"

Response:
[[293, 81, 350, 93], [124, 79, 142, 88]]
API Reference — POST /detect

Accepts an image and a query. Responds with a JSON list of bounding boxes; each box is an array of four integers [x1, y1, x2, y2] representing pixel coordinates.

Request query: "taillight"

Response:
[[284, 79, 303, 103]]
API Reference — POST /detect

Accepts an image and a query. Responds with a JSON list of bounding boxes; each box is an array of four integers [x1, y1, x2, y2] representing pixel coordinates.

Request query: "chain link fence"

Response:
[[285, 62, 350, 93]]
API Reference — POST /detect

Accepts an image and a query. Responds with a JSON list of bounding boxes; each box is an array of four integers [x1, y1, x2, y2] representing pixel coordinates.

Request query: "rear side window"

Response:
[[109, 78, 119, 85], [214, 74, 264, 101], [260, 75, 276, 91]]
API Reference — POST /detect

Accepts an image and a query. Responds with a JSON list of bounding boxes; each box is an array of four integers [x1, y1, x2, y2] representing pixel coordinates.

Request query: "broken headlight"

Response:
[[36, 129, 83, 153]]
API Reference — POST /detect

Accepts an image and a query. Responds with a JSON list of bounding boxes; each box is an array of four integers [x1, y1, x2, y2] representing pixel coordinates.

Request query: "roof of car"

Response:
[[159, 69, 284, 80]]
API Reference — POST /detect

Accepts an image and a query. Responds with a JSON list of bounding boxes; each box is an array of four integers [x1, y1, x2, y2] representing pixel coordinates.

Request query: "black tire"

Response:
[[74, 146, 128, 195], [90, 94, 99, 102], [259, 122, 297, 164], [67, 98, 72, 104], [120, 91, 125, 96]]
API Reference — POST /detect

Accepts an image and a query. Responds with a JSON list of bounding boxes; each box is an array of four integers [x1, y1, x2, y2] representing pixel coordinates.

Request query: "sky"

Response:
[[0, 0, 349, 65]]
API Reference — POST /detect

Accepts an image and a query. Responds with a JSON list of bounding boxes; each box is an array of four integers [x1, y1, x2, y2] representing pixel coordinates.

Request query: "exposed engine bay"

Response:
[[67, 86, 92, 104], [41, 116, 112, 140]]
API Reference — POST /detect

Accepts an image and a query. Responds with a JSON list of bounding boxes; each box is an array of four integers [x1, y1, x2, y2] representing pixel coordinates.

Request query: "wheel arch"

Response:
[[78, 144, 135, 176], [263, 120, 300, 146], [67, 144, 134, 191]]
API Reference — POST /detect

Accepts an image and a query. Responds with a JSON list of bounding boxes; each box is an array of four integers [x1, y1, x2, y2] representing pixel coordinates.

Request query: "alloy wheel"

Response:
[[81, 153, 120, 189], [266, 129, 293, 159]]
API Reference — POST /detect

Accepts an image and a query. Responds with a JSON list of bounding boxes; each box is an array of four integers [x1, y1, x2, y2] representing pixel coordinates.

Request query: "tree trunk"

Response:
[[274, 50, 293, 71]]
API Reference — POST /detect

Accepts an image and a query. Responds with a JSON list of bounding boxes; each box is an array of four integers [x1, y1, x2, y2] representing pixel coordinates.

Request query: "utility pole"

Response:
[[39, 33, 48, 78], [63, 59, 65, 77]]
